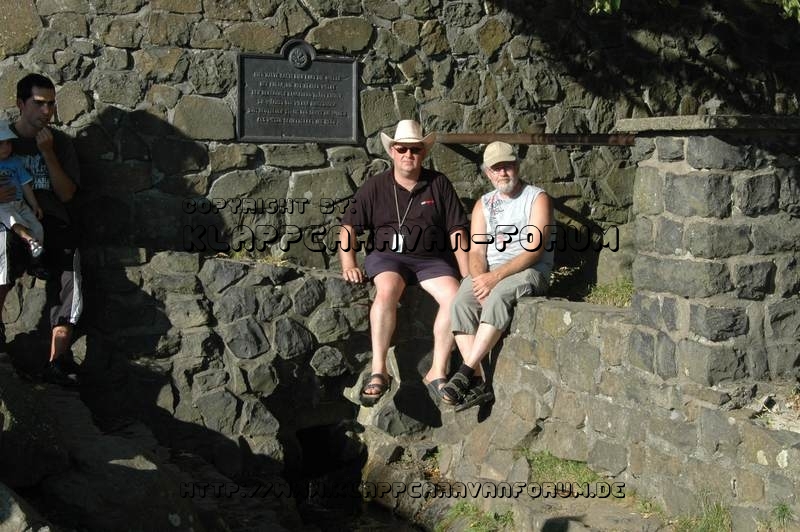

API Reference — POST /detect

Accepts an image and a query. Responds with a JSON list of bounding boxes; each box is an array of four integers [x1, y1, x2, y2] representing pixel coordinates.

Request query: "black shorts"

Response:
[[364, 251, 459, 285]]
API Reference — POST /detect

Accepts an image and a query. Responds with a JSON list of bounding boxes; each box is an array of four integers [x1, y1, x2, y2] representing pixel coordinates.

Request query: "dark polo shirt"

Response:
[[342, 168, 467, 258]]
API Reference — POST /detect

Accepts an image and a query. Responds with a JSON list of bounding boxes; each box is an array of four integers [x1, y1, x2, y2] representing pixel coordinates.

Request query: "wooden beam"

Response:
[[436, 132, 636, 146]]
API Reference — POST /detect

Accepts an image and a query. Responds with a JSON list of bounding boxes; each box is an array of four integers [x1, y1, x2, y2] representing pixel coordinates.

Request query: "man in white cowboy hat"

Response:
[[339, 119, 469, 406], [441, 141, 555, 411]]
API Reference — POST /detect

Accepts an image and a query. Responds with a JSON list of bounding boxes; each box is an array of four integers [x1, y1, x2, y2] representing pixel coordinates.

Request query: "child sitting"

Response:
[[0, 119, 44, 258]]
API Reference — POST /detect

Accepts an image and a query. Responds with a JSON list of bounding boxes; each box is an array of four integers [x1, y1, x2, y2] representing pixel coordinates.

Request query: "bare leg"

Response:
[[365, 272, 405, 393], [11, 224, 34, 242], [419, 275, 460, 384], [50, 324, 71, 363], [462, 322, 504, 372]]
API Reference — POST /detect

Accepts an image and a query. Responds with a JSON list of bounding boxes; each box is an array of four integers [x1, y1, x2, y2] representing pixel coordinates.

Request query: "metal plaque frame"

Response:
[[237, 40, 359, 144]]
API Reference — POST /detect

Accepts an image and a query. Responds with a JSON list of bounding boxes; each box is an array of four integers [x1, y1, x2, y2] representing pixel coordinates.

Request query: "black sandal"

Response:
[[360, 373, 392, 406], [455, 380, 494, 412], [441, 373, 470, 406]]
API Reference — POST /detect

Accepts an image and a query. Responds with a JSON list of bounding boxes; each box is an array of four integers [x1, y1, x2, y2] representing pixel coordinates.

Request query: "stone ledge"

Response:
[[614, 115, 800, 134]]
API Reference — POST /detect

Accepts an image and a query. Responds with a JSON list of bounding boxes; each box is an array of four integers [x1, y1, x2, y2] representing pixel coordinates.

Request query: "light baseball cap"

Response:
[[0, 120, 17, 142], [483, 141, 517, 168]]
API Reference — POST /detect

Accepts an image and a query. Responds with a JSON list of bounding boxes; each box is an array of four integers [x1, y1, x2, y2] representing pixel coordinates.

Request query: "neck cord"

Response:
[[393, 182, 415, 232]]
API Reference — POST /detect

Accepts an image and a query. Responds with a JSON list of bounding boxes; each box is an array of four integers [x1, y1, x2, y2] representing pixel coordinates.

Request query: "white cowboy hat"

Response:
[[380, 119, 436, 155], [0, 120, 17, 142]]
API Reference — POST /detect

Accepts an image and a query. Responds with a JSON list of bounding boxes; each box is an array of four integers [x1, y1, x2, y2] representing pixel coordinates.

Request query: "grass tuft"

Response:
[[584, 278, 634, 307], [435, 501, 514, 532]]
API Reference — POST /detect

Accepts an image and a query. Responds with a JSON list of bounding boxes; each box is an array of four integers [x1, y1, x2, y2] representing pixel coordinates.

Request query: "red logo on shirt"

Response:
[[420, 200, 434, 206]]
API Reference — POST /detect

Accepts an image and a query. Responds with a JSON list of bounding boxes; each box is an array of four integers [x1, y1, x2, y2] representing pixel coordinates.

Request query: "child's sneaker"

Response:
[[27, 239, 43, 258]]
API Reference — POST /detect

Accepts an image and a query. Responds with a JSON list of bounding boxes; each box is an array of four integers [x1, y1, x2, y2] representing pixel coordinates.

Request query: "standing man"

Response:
[[339, 119, 468, 406], [442, 142, 555, 410], [0, 73, 83, 385]]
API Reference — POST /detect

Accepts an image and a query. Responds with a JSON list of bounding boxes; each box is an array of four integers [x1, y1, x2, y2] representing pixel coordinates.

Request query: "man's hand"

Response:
[[34, 206, 44, 220], [472, 271, 500, 303], [0, 185, 16, 204], [35, 127, 55, 155], [342, 266, 366, 284]]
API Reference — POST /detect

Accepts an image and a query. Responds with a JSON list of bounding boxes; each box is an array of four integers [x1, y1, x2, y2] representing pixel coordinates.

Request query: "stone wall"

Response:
[[358, 118, 800, 530], [3, 0, 800, 277]]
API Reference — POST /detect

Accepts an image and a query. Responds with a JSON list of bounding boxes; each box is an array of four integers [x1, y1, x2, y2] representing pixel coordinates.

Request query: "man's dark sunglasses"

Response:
[[394, 145, 424, 154]]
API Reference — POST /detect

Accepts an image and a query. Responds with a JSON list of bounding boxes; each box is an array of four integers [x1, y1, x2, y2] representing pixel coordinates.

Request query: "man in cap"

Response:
[[339, 119, 469, 406], [441, 141, 555, 410]]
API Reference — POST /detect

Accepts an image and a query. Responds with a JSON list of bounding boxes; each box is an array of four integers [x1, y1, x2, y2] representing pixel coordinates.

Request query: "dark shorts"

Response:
[[364, 251, 459, 285]]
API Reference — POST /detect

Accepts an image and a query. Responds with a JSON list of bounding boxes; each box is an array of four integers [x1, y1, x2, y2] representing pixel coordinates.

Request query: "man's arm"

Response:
[[471, 192, 553, 300], [338, 223, 365, 283], [467, 200, 489, 277], [36, 127, 77, 202]]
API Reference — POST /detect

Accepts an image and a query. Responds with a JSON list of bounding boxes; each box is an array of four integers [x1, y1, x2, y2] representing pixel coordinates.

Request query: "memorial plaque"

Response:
[[237, 41, 359, 144]]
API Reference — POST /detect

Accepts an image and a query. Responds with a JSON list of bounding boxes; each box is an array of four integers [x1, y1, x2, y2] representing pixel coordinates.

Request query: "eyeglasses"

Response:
[[488, 162, 516, 174], [394, 145, 424, 155]]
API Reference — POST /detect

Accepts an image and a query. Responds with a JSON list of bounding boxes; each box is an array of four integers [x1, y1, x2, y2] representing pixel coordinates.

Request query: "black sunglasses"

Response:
[[394, 145, 424, 154]]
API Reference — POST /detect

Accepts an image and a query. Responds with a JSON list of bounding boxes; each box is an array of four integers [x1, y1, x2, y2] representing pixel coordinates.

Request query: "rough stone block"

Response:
[[766, 298, 800, 340], [676, 339, 744, 385], [537, 421, 589, 462], [633, 215, 654, 252], [685, 221, 751, 258], [734, 172, 779, 215], [213, 286, 257, 324], [627, 328, 655, 373], [551, 389, 585, 428], [686, 135, 750, 170], [766, 472, 797, 505], [310, 346, 347, 377], [631, 292, 678, 331], [664, 172, 732, 218], [698, 408, 741, 459], [774, 255, 800, 298], [307, 308, 351, 344], [653, 216, 684, 255], [634, 255, 731, 298], [656, 137, 684, 161], [647, 415, 697, 452], [557, 340, 600, 393], [272, 317, 315, 360], [307, 17, 373, 53], [739, 422, 800, 471], [655, 332, 677, 379], [732, 260, 775, 300], [218, 317, 269, 359], [164, 294, 211, 328], [632, 165, 664, 216], [766, 344, 800, 379], [173, 94, 235, 140], [689, 303, 749, 341], [779, 167, 800, 216], [751, 214, 800, 254], [198, 259, 248, 295], [588, 438, 628, 476], [643, 447, 685, 478], [733, 469, 766, 503], [480, 449, 516, 482], [586, 402, 645, 442]]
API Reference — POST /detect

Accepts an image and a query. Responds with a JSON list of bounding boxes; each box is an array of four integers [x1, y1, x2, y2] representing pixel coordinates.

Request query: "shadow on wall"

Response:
[[1, 106, 331, 528], [499, 0, 800, 117]]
